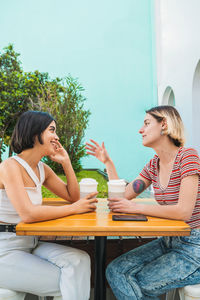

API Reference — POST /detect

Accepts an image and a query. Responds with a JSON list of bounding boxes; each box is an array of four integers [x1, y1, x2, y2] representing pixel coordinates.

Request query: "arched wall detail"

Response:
[[192, 59, 200, 153], [162, 86, 175, 106]]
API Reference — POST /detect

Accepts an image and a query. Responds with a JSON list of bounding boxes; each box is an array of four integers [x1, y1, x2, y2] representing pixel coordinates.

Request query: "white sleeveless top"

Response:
[[0, 156, 45, 224]]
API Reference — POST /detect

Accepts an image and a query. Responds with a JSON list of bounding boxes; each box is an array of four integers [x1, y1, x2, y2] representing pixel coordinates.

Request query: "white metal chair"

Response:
[[179, 284, 200, 299], [165, 284, 200, 300], [0, 288, 25, 300], [0, 289, 47, 300]]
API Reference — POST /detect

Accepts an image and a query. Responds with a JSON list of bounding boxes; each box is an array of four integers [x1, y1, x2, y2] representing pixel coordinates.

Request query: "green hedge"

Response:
[[42, 170, 108, 198]]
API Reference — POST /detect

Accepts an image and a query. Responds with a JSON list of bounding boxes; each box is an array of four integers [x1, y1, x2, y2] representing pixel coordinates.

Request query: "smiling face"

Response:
[[139, 113, 164, 148], [40, 121, 59, 155]]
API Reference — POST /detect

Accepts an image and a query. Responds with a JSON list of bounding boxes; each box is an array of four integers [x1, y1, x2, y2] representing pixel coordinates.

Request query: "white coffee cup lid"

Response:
[[79, 178, 98, 185], [107, 179, 126, 186], [79, 178, 98, 193]]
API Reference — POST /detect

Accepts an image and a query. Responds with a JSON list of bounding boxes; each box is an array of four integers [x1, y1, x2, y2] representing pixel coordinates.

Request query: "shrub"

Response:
[[29, 75, 91, 173], [0, 44, 90, 171]]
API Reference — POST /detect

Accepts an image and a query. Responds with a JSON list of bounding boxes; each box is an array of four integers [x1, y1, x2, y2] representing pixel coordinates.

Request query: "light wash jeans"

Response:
[[106, 229, 200, 300], [0, 232, 91, 300]]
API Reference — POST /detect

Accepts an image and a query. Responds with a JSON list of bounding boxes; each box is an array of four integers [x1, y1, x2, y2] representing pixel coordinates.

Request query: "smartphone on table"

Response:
[[112, 215, 148, 221]]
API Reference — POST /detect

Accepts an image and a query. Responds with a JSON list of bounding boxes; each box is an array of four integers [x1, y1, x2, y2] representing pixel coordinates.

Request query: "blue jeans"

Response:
[[106, 229, 200, 300]]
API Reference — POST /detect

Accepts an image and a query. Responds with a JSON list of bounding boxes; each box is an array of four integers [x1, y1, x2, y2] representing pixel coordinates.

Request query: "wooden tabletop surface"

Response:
[[16, 198, 191, 237]]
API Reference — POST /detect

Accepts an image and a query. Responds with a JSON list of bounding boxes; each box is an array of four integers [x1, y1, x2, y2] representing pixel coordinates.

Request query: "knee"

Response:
[[70, 249, 91, 269], [106, 260, 117, 284], [54, 246, 91, 271], [79, 250, 91, 266]]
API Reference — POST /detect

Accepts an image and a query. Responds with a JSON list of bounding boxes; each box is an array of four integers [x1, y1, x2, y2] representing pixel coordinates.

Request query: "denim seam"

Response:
[[125, 273, 143, 300], [142, 268, 200, 297], [173, 248, 200, 265]]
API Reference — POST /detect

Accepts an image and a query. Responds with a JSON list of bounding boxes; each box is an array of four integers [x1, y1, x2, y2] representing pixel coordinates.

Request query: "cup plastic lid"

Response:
[[79, 178, 98, 185], [108, 179, 126, 186]]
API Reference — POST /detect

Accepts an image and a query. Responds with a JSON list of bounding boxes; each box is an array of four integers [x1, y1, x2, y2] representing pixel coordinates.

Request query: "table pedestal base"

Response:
[[94, 236, 107, 300]]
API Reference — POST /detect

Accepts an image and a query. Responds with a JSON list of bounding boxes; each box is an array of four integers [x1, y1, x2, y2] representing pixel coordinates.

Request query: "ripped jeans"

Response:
[[106, 229, 200, 300]]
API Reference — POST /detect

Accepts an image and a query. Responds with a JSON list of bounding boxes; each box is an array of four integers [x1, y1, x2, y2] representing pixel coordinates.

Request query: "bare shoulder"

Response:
[[0, 157, 22, 179]]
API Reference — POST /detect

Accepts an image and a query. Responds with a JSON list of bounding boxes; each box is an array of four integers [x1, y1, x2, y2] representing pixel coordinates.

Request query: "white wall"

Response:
[[154, 0, 200, 152]]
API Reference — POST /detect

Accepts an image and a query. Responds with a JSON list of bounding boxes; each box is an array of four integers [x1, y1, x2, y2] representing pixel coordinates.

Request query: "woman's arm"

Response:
[[125, 176, 151, 199], [43, 141, 80, 202], [1, 160, 97, 223], [109, 175, 198, 221], [85, 139, 119, 179], [86, 140, 152, 197], [43, 163, 79, 203]]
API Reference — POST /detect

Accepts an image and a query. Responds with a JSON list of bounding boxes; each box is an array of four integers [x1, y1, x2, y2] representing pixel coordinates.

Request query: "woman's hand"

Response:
[[108, 198, 138, 213], [49, 141, 70, 165], [71, 192, 98, 214], [86, 139, 119, 180], [85, 139, 111, 164]]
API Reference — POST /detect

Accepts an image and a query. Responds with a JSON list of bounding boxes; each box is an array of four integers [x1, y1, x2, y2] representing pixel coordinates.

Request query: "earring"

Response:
[[160, 130, 164, 136]]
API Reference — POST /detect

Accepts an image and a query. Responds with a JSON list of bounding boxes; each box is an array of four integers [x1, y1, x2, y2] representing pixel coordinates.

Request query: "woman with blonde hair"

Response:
[[0, 110, 97, 300], [86, 105, 200, 299]]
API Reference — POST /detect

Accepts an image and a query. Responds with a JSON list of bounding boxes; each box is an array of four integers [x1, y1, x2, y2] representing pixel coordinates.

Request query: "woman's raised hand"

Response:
[[49, 141, 70, 165], [85, 139, 110, 164]]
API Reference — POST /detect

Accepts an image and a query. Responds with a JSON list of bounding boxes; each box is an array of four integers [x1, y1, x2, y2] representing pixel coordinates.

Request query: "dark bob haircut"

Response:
[[11, 111, 55, 154]]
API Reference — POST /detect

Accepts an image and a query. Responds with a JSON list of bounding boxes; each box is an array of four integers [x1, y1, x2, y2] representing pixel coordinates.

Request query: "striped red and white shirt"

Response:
[[140, 147, 200, 228]]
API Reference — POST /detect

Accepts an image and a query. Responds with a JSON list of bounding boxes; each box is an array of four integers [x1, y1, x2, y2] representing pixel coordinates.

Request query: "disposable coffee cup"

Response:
[[79, 178, 98, 199], [107, 179, 126, 198]]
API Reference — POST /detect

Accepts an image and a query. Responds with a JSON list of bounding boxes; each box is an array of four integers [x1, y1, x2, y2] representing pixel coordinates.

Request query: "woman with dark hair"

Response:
[[0, 111, 97, 300], [86, 105, 200, 299]]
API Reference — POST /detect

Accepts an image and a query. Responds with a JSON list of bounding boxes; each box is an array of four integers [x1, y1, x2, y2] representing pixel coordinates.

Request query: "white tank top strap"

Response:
[[12, 156, 42, 186], [38, 161, 45, 184]]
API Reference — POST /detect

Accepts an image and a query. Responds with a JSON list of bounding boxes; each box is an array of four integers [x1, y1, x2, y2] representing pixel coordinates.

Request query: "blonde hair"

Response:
[[146, 105, 185, 147]]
